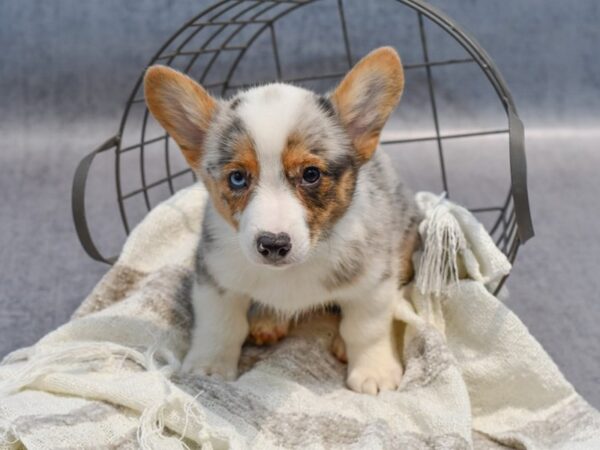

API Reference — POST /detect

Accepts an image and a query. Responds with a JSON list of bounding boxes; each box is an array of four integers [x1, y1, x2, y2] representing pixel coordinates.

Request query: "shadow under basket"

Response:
[[72, 0, 534, 295]]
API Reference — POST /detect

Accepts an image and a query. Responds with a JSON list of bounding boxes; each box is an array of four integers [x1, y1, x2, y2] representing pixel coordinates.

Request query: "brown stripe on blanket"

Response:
[[176, 372, 469, 449], [73, 265, 147, 319], [174, 374, 274, 431], [73, 264, 194, 334], [136, 266, 194, 332], [263, 414, 470, 450]]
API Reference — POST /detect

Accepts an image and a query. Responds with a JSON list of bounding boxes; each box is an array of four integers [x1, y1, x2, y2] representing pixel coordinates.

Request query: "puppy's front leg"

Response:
[[340, 279, 403, 395], [182, 281, 250, 380]]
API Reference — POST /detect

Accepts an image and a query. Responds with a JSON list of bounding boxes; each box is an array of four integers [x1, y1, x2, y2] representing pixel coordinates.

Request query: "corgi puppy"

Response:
[[144, 47, 419, 394]]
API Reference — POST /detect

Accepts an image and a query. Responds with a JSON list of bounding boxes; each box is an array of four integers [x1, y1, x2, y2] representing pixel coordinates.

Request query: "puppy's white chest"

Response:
[[213, 255, 335, 312]]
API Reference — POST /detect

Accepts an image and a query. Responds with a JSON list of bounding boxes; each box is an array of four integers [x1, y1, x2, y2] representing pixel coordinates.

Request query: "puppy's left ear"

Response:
[[331, 47, 404, 164]]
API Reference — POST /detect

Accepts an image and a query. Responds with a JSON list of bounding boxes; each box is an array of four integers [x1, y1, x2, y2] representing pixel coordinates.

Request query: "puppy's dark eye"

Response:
[[302, 166, 321, 185], [228, 171, 248, 190]]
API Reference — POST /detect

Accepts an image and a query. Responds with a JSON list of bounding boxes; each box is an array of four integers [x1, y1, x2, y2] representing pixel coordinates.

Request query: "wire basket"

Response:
[[72, 0, 534, 294]]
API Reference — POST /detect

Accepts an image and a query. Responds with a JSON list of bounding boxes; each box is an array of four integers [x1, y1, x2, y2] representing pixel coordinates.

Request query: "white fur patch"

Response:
[[236, 84, 310, 158], [234, 84, 315, 265]]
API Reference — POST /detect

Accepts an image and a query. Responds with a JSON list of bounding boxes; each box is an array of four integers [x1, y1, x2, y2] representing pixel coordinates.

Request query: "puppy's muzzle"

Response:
[[256, 232, 292, 264]]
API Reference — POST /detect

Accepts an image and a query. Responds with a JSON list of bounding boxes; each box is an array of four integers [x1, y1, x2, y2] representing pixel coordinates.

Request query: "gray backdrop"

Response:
[[1, 0, 599, 408]]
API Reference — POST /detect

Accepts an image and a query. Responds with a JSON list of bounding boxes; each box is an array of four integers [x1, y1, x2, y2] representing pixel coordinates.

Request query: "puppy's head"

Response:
[[144, 47, 403, 268]]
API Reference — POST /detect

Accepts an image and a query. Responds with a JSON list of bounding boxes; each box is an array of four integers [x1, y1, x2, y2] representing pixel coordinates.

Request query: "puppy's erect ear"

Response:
[[144, 66, 217, 169], [331, 47, 404, 164]]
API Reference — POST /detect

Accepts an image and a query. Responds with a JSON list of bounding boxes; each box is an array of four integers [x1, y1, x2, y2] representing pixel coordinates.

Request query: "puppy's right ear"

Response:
[[144, 66, 217, 169]]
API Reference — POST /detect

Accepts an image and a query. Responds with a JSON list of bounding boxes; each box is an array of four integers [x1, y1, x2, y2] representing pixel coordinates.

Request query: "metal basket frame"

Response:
[[72, 0, 534, 294]]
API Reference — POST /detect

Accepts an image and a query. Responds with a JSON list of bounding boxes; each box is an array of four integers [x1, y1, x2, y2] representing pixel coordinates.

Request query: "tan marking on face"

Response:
[[282, 133, 357, 242], [144, 66, 217, 170], [202, 134, 259, 229], [331, 47, 404, 164], [282, 134, 326, 177]]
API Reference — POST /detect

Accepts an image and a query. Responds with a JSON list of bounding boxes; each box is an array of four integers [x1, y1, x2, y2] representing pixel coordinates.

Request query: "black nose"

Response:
[[256, 232, 292, 263]]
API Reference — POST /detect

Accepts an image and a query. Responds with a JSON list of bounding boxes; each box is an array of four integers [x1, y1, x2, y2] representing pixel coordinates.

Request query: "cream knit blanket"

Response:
[[1, 185, 598, 449]]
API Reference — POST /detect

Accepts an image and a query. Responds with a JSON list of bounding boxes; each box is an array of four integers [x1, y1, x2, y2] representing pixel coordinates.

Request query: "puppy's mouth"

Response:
[[251, 253, 302, 270], [257, 260, 295, 270]]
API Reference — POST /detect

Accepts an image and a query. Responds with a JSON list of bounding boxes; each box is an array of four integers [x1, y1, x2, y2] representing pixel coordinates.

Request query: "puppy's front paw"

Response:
[[248, 314, 289, 346], [181, 348, 239, 381], [346, 357, 403, 395]]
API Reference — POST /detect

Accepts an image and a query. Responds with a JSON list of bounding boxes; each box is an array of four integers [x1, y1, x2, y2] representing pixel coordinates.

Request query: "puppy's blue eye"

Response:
[[228, 171, 248, 190], [302, 166, 321, 185]]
